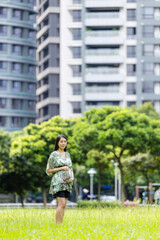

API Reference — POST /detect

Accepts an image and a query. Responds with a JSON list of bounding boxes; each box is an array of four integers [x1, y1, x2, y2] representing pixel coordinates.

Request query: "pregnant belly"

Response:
[[60, 169, 72, 181]]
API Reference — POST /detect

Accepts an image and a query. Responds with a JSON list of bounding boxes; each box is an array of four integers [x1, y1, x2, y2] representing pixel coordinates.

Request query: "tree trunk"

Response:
[[74, 179, 79, 202], [19, 193, 24, 207], [42, 187, 47, 207], [118, 160, 125, 204]]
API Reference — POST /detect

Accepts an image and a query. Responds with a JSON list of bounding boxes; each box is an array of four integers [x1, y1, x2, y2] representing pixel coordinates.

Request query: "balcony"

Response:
[[85, 49, 123, 64], [85, 92, 123, 101], [85, 30, 124, 45], [85, 0, 124, 8], [85, 12, 123, 27]]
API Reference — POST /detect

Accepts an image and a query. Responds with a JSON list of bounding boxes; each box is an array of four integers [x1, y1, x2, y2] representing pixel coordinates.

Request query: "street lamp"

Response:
[[87, 168, 97, 198]]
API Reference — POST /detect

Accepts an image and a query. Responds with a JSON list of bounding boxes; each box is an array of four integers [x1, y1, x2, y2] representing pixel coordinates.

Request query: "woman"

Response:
[[46, 135, 74, 224]]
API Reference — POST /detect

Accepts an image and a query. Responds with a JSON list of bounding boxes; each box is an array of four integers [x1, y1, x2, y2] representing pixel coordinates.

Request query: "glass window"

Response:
[[43, 60, 48, 70], [28, 100, 34, 110], [43, 77, 48, 84], [127, 9, 136, 21], [28, 83, 35, 93], [72, 65, 81, 77], [0, 116, 6, 127], [0, 98, 6, 108], [142, 26, 154, 37], [72, 28, 81, 40], [13, 9, 22, 20], [12, 63, 21, 73], [142, 7, 154, 19], [12, 27, 22, 37], [12, 99, 22, 109], [0, 7, 7, 18], [28, 65, 35, 75], [28, 0, 35, 4], [29, 13, 35, 22], [127, 83, 136, 94], [28, 47, 35, 57], [28, 30, 36, 40], [127, 101, 136, 107], [72, 102, 81, 113], [142, 81, 154, 93], [72, 10, 81, 22], [127, 46, 136, 58], [43, 106, 48, 116], [127, 64, 136, 76], [0, 61, 7, 71], [0, 25, 7, 36], [0, 43, 7, 52], [11, 117, 21, 128], [12, 45, 21, 55], [73, 0, 81, 3], [143, 63, 154, 74], [142, 44, 154, 56], [0, 80, 7, 90], [127, 27, 136, 39], [72, 47, 81, 58], [43, 46, 48, 57], [12, 81, 21, 91], [43, 91, 48, 99], [127, 0, 136, 2], [72, 84, 81, 95]]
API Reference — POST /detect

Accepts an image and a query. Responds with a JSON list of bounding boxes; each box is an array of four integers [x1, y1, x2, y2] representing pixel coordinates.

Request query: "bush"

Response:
[[77, 200, 121, 208]]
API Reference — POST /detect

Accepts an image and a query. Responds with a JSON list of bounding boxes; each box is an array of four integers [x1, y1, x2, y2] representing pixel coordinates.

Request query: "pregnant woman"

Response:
[[46, 134, 74, 224]]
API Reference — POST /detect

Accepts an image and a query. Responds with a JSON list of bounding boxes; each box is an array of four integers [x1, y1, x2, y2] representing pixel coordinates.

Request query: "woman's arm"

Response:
[[47, 166, 69, 174]]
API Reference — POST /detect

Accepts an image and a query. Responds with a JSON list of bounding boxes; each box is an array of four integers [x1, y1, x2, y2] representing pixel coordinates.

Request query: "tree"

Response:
[[0, 130, 11, 174], [99, 109, 152, 203]]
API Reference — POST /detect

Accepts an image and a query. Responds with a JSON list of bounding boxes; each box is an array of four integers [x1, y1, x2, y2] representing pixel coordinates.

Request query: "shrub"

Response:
[[77, 200, 121, 208]]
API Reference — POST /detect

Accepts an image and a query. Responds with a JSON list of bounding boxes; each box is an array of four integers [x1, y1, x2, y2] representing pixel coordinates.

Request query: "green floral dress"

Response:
[[46, 151, 73, 195]]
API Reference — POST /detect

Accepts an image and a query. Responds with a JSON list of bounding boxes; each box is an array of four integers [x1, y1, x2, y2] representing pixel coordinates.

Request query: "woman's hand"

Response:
[[62, 166, 70, 171], [65, 178, 74, 183]]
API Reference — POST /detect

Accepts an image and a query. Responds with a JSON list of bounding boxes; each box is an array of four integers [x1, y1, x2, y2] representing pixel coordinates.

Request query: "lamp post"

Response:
[[114, 163, 118, 200], [87, 168, 97, 199]]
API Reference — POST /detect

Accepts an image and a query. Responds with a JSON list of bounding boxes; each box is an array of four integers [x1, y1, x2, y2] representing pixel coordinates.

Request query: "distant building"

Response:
[[0, 0, 37, 131]]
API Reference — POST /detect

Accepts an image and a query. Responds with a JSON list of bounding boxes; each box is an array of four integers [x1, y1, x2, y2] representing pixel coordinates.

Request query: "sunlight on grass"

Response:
[[0, 207, 160, 239]]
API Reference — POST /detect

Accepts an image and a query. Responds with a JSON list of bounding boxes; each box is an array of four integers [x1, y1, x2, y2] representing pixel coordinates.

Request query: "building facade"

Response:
[[0, 0, 37, 131], [36, 0, 60, 124]]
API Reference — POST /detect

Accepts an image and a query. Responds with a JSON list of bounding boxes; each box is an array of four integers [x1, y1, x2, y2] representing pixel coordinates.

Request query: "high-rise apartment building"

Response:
[[0, 0, 37, 131], [36, 0, 60, 124], [37, 0, 160, 120]]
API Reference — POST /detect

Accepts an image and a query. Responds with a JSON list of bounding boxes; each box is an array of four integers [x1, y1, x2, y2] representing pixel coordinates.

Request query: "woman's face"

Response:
[[58, 137, 67, 150]]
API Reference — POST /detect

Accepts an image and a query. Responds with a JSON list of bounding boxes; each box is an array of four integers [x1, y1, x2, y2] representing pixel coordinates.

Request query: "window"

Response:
[[28, 100, 34, 110], [0, 7, 7, 18], [43, 77, 48, 84], [72, 10, 81, 22], [0, 80, 7, 90], [72, 65, 81, 77], [0, 98, 6, 108], [72, 102, 81, 113], [0, 116, 6, 127], [12, 63, 21, 73], [0, 25, 7, 36], [12, 45, 21, 55], [12, 27, 22, 37], [29, 13, 35, 22], [0, 43, 7, 52], [28, 65, 35, 75], [43, 91, 48, 99], [28, 48, 35, 57], [28, 83, 35, 93], [11, 117, 21, 128], [127, 83, 136, 94], [127, 46, 136, 58], [127, 64, 136, 76], [127, 9, 136, 21], [127, 0, 136, 2], [72, 29, 81, 40], [13, 9, 22, 20], [142, 26, 154, 37], [142, 81, 154, 93], [0, 61, 7, 71], [12, 81, 21, 91], [43, 46, 48, 57], [73, 0, 81, 3], [43, 106, 48, 116], [28, 0, 35, 4], [127, 27, 136, 39], [143, 63, 154, 74], [72, 84, 81, 95], [127, 101, 136, 107], [142, 7, 154, 19], [72, 47, 81, 58], [12, 99, 22, 109], [142, 44, 154, 56], [43, 60, 49, 70], [28, 118, 35, 124], [28, 30, 36, 40]]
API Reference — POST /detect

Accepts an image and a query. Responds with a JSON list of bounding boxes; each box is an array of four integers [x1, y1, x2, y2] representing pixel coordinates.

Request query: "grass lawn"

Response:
[[0, 207, 160, 240]]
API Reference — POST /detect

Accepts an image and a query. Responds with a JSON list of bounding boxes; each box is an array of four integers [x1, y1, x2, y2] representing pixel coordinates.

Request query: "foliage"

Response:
[[77, 200, 120, 208]]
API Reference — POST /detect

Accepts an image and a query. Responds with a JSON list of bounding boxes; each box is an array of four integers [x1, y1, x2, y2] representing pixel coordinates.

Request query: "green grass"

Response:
[[0, 207, 160, 239]]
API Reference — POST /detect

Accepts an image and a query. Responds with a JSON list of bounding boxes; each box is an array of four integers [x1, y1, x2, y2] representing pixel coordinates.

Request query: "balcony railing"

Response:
[[86, 49, 119, 56], [86, 30, 120, 37], [86, 12, 119, 19], [85, 86, 119, 93], [86, 67, 119, 75]]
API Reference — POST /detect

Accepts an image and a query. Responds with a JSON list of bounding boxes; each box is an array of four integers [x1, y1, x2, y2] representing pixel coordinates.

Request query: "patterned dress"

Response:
[[46, 151, 73, 195]]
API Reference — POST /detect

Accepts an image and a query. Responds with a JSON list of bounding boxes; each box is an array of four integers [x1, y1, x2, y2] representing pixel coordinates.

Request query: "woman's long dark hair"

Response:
[[54, 135, 67, 151]]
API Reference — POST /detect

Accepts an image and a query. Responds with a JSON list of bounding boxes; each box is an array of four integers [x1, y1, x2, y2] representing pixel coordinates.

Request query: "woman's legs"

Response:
[[56, 197, 68, 224]]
